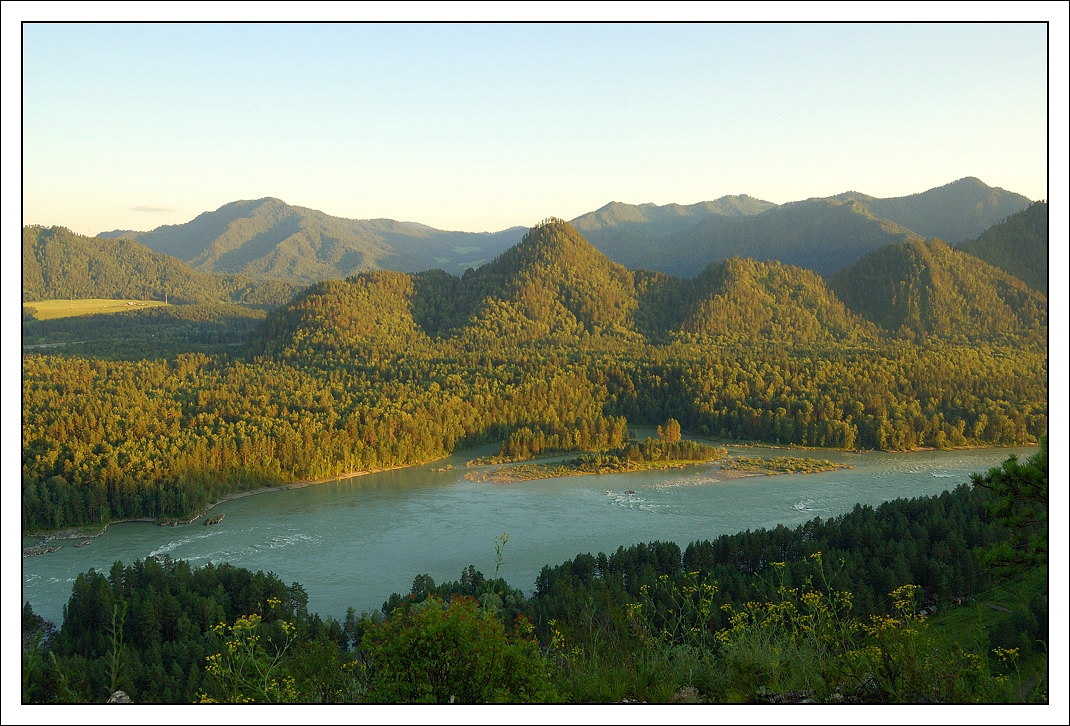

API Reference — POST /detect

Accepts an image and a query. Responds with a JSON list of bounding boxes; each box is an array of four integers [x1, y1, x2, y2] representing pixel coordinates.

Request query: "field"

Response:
[[24, 299, 169, 320]]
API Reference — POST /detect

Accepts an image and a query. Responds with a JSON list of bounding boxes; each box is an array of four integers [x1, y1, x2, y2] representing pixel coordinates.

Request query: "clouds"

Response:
[[130, 205, 178, 213]]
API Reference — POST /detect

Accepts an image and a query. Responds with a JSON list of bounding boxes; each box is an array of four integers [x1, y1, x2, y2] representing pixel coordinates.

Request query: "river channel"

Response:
[[21, 443, 1032, 627]]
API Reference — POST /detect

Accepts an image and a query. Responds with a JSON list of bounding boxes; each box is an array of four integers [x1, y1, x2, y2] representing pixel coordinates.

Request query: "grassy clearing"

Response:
[[25, 298, 169, 320]]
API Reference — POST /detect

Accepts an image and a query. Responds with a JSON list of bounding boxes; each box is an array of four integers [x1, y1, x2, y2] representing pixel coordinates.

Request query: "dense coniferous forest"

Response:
[[958, 201, 1049, 295]]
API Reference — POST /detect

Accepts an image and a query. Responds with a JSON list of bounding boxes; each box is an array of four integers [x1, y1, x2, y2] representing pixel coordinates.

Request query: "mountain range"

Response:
[[25, 179, 1046, 349], [256, 217, 1046, 359], [93, 177, 1034, 284], [98, 199, 526, 282], [22, 225, 300, 307]]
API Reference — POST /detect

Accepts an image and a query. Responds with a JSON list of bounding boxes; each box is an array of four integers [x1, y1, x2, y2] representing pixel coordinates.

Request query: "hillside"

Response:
[[570, 196, 775, 268], [603, 178, 1031, 278], [958, 201, 1048, 294], [641, 197, 922, 277], [260, 219, 1052, 356], [673, 257, 877, 343], [100, 198, 526, 282], [846, 177, 1033, 244], [258, 218, 642, 354], [829, 237, 1047, 342], [22, 225, 299, 307]]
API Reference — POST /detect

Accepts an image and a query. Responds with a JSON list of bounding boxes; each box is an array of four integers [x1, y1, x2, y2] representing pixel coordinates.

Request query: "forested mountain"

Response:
[[570, 196, 776, 268], [633, 197, 921, 277], [258, 220, 882, 353], [841, 177, 1033, 245], [257, 218, 1042, 355], [958, 201, 1048, 294], [23, 225, 299, 307], [829, 238, 1047, 343], [100, 197, 527, 282], [666, 257, 878, 344]]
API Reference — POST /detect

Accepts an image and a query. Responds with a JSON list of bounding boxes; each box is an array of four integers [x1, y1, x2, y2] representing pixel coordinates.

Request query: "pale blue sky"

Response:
[[17, 20, 1054, 234]]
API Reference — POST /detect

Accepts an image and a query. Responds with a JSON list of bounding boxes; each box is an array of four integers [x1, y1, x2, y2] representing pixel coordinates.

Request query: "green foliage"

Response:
[[363, 596, 555, 703], [22, 225, 296, 307], [198, 610, 301, 703], [970, 439, 1047, 571], [22, 303, 267, 359], [830, 237, 1046, 343], [720, 455, 846, 474], [959, 201, 1048, 294], [25, 558, 350, 704]]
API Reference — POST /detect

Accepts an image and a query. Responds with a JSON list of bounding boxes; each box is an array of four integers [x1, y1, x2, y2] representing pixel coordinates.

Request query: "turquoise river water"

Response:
[[22, 443, 1032, 626]]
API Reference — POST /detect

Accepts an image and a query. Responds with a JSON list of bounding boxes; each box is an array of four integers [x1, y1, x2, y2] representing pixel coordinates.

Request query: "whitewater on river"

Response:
[[21, 443, 1033, 627]]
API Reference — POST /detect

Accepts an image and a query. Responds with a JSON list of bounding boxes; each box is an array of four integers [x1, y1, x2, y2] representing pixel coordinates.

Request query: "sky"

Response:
[[10, 9, 1064, 236]]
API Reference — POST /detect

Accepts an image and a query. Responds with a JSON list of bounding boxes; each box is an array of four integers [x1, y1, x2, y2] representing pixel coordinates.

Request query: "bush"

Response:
[[362, 596, 555, 703]]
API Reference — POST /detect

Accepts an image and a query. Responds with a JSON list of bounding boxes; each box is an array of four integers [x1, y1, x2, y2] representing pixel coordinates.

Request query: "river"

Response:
[[21, 443, 1032, 627]]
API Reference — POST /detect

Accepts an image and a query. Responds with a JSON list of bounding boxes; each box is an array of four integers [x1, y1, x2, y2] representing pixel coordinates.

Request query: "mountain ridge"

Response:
[[94, 177, 1032, 283], [256, 218, 1042, 359]]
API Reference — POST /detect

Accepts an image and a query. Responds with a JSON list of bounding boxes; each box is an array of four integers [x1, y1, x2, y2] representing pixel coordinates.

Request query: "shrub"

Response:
[[362, 596, 554, 703]]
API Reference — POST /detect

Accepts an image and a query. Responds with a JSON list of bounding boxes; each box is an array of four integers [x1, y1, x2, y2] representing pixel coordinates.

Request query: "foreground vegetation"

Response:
[[22, 444, 1048, 704]]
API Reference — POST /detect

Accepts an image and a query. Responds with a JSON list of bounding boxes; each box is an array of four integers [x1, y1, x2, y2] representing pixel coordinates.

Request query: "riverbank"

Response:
[[24, 460, 442, 548]]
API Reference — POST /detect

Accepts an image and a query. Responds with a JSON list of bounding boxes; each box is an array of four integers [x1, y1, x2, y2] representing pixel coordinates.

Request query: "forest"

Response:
[[21, 219, 1047, 531], [21, 444, 1049, 704]]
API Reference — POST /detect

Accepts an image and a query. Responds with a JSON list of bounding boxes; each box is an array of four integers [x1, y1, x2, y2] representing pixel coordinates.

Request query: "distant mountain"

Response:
[[92, 178, 1033, 285], [100, 198, 527, 282], [570, 196, 776, 268], [640, 197, 923, 277], [829, 237, 1047, 342], [23, 225, 299, 307], [608, 178, 1032, 278], [837, 177, 1033, 244], [958, 201, 1048, 294]]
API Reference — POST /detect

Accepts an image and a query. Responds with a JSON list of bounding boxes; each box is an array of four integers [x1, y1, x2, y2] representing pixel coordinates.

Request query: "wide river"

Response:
[[22, 443, 1032, 627]]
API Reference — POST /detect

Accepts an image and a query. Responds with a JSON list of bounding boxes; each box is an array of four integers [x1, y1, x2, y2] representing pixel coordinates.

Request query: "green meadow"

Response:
[[24, 298, 169, 320]]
